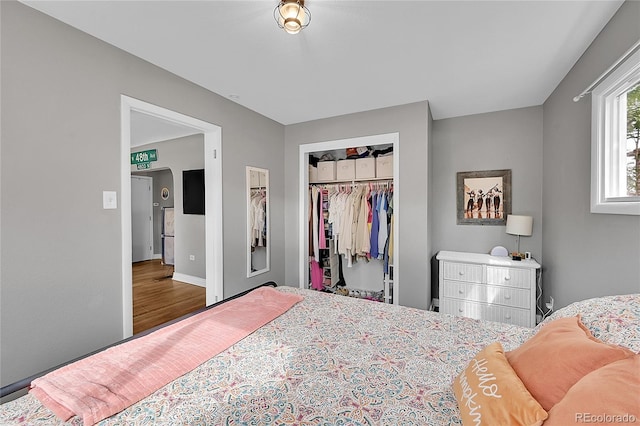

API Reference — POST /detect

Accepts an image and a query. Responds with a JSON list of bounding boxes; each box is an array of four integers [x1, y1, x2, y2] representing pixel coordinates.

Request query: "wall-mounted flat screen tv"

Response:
[[182, 169, 205, 215]]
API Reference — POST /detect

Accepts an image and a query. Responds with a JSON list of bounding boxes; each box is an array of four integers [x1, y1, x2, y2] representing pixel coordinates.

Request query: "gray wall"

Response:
[[0, 1, 285, 387], [284, 101, 432, 310], [431, 106, 544, 260], [132, 135, 206, 280], [542, 0, 640, 309]]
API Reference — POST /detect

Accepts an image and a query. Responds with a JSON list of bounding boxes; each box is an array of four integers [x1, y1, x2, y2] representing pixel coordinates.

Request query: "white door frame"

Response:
[[131, 175, 154, 262], [121, 95, 223, 338], [298, 132, 400, 304]]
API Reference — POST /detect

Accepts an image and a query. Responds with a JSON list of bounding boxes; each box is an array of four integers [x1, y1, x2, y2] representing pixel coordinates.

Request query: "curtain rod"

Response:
[[573, 38, 640, 102]]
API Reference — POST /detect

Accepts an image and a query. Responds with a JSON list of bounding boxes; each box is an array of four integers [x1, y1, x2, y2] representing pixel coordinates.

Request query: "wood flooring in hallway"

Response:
[[133, 259, 206, 335]]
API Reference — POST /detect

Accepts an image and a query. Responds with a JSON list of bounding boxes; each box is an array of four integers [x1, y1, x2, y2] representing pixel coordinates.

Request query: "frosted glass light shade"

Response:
[[274, 0, 310, 34]]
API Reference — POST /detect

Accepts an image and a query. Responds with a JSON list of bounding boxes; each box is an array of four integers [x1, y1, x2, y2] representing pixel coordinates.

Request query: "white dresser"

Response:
[[436, 250, 540, 327]]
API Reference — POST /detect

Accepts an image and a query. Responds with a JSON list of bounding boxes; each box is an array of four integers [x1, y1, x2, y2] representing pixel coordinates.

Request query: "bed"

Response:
[[1, 284, 638, 425]]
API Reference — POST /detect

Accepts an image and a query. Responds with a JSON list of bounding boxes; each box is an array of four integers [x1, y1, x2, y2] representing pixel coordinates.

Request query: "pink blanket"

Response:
[[30, 286, 303, 425]]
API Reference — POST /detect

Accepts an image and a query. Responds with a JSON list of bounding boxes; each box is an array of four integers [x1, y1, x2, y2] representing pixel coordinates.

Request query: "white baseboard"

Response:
[[153, 254, 162, 260], [172, 272, 206, 288]]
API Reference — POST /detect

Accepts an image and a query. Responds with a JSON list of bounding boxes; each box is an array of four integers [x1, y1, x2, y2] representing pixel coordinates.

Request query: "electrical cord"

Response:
[[535, 264, 553, 323]]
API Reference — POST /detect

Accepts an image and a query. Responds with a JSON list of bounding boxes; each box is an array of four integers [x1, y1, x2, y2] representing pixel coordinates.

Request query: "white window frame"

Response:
[[591, 47, 640, 215]]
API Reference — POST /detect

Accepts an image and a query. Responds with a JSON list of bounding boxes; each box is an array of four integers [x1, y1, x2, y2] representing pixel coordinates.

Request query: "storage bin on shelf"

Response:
[[355, 157, 376, 179], [317, 161, 336, 181], [376, 154, 393, 178], [336, 159, 356, 180], [309, 165, 318, 182]]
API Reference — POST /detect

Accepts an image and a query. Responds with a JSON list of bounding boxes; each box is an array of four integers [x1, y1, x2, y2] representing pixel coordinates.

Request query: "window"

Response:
[[591, 47, 640, 215], [625, 84, 640, 197]]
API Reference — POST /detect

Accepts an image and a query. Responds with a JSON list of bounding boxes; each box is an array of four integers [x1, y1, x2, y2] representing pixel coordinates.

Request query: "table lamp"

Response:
[[505, 215, 533, 260]]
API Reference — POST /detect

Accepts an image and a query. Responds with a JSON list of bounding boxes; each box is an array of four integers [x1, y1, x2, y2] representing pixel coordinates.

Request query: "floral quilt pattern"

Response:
[[2, 288, 637, 425], [537, 293, 640, 353]]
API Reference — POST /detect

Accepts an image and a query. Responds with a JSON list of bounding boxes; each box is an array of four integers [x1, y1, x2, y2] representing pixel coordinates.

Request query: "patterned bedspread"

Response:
[[2, 288, 638, 425]]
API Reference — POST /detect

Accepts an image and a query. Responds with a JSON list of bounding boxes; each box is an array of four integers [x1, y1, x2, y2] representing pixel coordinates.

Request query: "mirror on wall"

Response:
[[247, 166, 270, 277]]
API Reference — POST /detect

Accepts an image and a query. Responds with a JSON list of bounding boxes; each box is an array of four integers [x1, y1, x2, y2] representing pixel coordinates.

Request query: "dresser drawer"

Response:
[[441, 262, 483, 283], [442, 281, 530, 309], [441, 299, 531, 327], [486, 266, 532, 289]]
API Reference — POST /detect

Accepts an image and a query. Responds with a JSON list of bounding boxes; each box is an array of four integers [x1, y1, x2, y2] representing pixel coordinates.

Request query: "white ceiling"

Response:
[[22, 1, 623, 126]]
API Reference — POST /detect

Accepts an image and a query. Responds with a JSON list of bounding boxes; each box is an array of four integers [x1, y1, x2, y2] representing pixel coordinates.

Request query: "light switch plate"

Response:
[[103, 191, 117, 209]]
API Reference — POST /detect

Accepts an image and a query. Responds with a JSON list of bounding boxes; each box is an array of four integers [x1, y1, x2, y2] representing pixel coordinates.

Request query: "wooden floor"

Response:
[[133, 259, 206, 335]]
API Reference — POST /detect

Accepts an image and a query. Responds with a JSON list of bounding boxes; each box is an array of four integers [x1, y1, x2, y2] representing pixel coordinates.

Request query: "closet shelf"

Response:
[[310, 177, 393, 185]]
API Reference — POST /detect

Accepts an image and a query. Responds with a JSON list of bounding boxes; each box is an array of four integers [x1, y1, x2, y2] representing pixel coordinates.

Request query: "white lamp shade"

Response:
[[505, 215, 533, 236]]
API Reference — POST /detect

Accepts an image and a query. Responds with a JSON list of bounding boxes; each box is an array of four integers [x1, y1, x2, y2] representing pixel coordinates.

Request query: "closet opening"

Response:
[[298, 133, 400, 305]]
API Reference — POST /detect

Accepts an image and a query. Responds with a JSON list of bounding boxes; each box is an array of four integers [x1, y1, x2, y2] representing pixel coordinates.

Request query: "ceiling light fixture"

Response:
[[274, 0, 311, 35]]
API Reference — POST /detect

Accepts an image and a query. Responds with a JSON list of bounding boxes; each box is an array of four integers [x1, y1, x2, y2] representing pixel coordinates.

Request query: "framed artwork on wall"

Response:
[[457, 169, 512, 225]]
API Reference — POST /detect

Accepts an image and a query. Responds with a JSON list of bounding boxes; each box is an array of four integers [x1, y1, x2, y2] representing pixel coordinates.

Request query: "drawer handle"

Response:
[[458, 308, 464, 313], [458, 271, 464, 276], [505, 314, 512, 319], [504, 276, 511, 281], [458, 289, 464, 294], [504, 295, 511, 300]]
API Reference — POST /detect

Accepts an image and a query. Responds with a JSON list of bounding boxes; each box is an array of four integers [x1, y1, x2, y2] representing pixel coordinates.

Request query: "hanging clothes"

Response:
[[330, 190, 348, 254], [388, 214, 395, 268], [338, 189, 355, 258], [308, 188, 314, 257], [308, 171, 393, 302], [388, 190, 394, 266], [354, 185, 371, 257], [318, 189, 327, 249], [370, 191, 379, 258], [312, 186, 320, 262], [336, 251, 346, 287], [377, 192, 388, 260], [310, 181, 392, 274], [248, 190, 266, 248], [366, 189, 373, 259], [310, 259, 323, 290], [328, 190, 341, 253]]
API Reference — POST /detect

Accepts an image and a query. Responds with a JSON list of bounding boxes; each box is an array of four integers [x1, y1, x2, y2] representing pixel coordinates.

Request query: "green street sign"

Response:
[[131, 149, 157, 165], [137, 163, 151, 170]]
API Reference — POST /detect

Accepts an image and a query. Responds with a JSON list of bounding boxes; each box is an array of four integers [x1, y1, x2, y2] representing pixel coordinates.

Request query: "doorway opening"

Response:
[[131, 168, 175, 265], [131, 168, 204, 334], [131, 175, 153, 263], [121, 95, 223, 338]]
